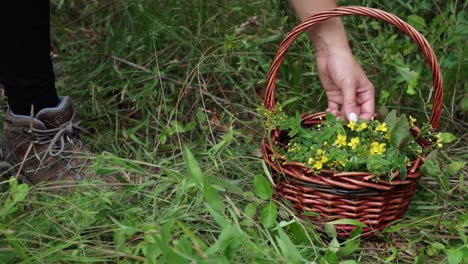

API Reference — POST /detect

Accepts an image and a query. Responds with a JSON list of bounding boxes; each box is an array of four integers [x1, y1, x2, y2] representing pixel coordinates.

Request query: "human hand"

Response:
[[315, 46, 375, 121]]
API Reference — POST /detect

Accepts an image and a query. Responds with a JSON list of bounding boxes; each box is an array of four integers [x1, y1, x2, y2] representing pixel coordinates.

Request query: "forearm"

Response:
[[288, 0, 349, 51]]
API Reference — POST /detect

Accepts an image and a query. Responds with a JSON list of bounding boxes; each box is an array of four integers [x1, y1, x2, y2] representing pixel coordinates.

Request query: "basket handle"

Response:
[[264, 6, 443, 130]]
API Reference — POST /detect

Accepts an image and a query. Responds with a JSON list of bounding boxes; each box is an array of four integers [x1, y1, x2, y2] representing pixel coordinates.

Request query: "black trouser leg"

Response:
[[0, 0, 59, 115]]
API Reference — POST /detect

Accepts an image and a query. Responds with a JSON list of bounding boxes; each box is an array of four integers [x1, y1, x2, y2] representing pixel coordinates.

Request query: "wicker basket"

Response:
[[261, 6, 443, 236]]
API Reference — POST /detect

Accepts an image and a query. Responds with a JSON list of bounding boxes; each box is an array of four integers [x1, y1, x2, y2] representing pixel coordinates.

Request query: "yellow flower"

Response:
[[405, 157, 411, 167], [375, 122, 388, 133], [307, 158, 314, 165], [370, 141, 386, 155], [348, 137, 360, 149], [347, 121, 356, 131], [313, 161, 323, 170], [334, 134, 347, 147], [356, 122, 368, 132], [316, 149, 324, 156], [435, 133, 443, 148], [384, 133, 391, 140], [409, 116, 417, 127], [321, 156, 329, 163]]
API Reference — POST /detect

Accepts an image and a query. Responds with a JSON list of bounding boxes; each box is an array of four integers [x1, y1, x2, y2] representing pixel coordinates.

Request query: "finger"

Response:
[[358, 83, 375, 120], [340, 78, 358, 122], [327, 101, 340, 116]]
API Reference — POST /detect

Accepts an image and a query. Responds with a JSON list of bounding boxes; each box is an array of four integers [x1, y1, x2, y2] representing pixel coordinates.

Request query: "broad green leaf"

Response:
[[324, 249, 339, 264], [408, 15, 427, 29], [447, 248, 462, 264], [396, 67, 419, 95], [329, 238, 340, 253], [260, 201, 277, 228], [447, 161, 465, 176], [244, 203, 257, 218], [390, 114, 410, 149], [439, 132, 457, 144], [338, 227, 362, 256], [204, 181, 224, 214], [206, 204, 230, 228], [376, 106, 389, 121], [276, 227, 303, 263], [184, 147, 204, 186], [421, 151, 450, 190], [253, 175, 273, 200], [420, 151, 441, 176], [385, 110, 398, 130], [324, 223, 337, 239], [432, 242, 445, 250]]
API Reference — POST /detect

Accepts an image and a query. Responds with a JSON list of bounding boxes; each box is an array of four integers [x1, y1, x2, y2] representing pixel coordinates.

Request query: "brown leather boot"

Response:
[[2, 96, 98, 185]]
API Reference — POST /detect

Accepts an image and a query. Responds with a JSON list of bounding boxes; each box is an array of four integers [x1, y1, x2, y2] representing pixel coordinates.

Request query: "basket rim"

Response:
[[263, 6, 444, 130]]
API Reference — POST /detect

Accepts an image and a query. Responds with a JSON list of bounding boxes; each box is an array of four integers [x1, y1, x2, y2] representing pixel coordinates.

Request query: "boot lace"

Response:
[[30, 117, 89, 178]]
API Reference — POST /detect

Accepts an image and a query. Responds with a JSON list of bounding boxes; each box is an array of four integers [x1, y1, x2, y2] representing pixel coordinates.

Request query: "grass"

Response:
[[0, 0, 467, 263]]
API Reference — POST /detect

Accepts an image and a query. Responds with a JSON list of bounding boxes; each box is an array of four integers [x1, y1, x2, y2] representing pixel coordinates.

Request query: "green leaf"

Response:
[[327, 219, 368, 228], [376, 106, 389, 121], [183, 147, 204, 186], [244, 203, 257, 218], [390, 114, 410, 149], [396, 67, 419, 95], [324, 223, 337, 239], [204, 181, 224, 214], [253, 175, 273, 200], [461, 97, 468, 112], [326, 112, 336, 123], [260, 201, 277, 228], [385, 110, 398, 129], [11, 179, 29, 204], [447, 161, 465, 176], [408, 15, 427, 29], [447, 248, 462, 264], [329, 238, 340, 253], [439, 132, 457, 144], [206, 204, 230, 228], [415, 248, 425, 264], [340, 261, 358, 264], [399, 163, 408, 181], [276, 227, 303, 263], [324, 249, 339, 264], [338, 227, 362, 256], [421, 151, 450, 190], [432, 242, 445, 250]]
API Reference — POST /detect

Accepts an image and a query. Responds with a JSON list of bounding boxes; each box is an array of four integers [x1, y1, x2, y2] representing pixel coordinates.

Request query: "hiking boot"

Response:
[[2, 96, 96, 185]]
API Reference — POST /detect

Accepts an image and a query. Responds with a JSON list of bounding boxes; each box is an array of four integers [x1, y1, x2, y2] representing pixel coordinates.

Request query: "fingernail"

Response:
[[349, 112, 358, 122]]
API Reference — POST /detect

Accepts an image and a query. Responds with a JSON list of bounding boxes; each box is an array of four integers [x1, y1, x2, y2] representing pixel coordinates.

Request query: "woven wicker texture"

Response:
[[261, 7, 443, 235]]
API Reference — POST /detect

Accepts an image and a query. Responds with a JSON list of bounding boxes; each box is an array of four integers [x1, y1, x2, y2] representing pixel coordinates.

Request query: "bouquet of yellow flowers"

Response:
[[260, 104, 452, 181]]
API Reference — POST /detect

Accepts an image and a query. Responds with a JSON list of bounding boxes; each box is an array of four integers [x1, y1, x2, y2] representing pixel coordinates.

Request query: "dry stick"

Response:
[[15, 143, 33, 180]]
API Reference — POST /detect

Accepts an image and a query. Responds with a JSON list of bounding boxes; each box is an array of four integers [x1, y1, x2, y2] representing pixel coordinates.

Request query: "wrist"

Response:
[[307, 18, 350, 52]]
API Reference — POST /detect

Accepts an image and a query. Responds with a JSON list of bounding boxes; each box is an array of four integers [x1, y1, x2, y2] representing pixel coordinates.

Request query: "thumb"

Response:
[[340, 79, 358, 122]]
